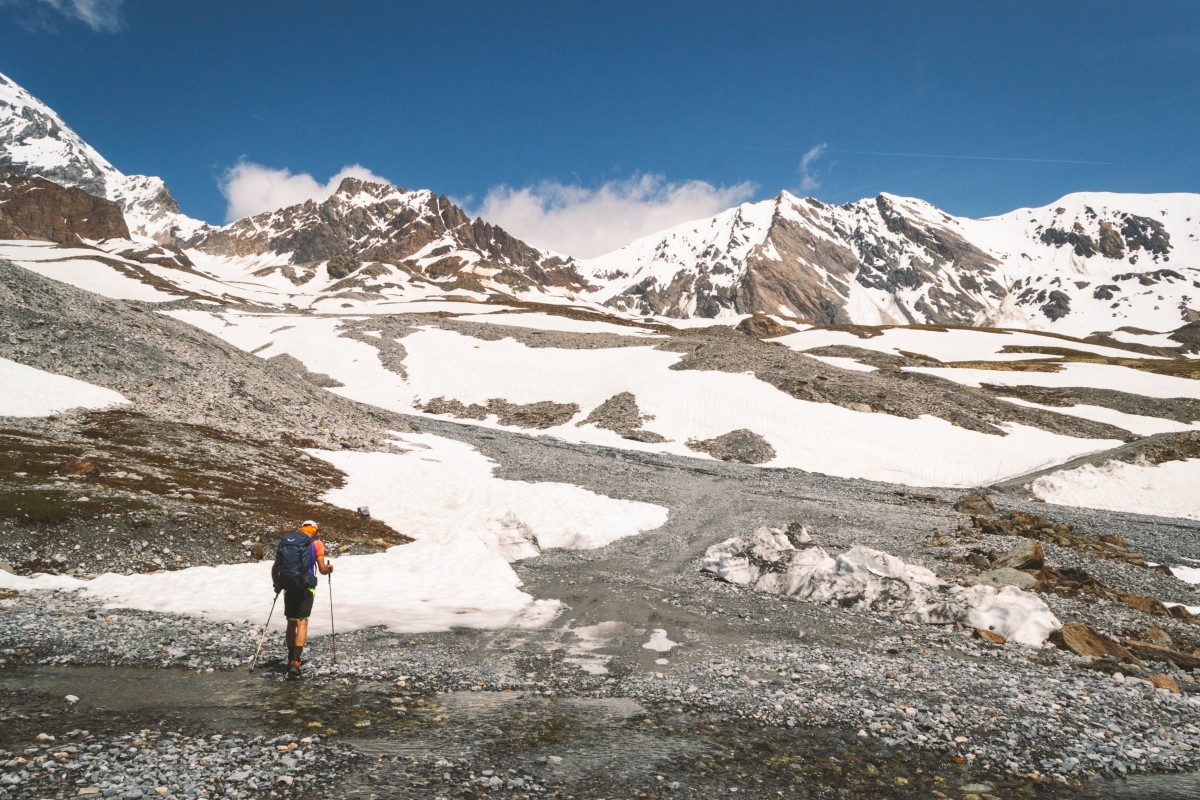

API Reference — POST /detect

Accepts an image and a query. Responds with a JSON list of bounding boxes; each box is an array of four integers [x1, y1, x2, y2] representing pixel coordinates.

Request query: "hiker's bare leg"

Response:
[[286, 619, 299, 648], [294, 619, 308, 647]]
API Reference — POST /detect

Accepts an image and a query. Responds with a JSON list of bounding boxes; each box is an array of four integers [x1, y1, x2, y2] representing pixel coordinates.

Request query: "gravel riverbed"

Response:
[[2, 418, 1200, 798]]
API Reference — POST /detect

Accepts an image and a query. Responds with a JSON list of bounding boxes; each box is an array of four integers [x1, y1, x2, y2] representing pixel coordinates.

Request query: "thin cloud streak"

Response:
[[38, 0, 124, 31], [831, 150, 1112, 166]]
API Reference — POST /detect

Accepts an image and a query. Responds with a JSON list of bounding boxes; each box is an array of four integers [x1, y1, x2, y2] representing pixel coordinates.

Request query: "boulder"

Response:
[[975, 628, 1007, 645], [734, 314, 796, 339], [992, 540, 1045, 571], [968, 567, 1038, 591], [953, 493, 996, 515], [1148, 674, 1181, 694], [1142, 626, 1174, 647], [1054, 622, 1137, 663], [1115, 594, 1173, 617], [1124, 640, 1200, 670]]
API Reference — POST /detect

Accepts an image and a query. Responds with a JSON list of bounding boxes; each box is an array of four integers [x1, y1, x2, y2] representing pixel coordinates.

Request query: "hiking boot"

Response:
[[287, 660, 302, 679]]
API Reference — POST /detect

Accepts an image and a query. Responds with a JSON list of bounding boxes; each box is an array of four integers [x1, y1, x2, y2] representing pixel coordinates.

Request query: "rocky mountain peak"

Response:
[[0, 71, 204, 244], [185, 176, 589, 293]]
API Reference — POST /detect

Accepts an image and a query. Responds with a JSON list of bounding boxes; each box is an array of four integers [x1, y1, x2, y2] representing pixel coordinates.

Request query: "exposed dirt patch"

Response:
[[0, 410, 409, 575]]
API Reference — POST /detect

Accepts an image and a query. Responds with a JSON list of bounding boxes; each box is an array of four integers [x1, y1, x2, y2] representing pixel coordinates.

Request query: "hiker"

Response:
[[271, 519, 333, 678]]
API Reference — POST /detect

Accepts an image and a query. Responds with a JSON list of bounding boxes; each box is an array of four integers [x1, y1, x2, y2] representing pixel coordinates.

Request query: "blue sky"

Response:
[[3, 0, 1198, 256]]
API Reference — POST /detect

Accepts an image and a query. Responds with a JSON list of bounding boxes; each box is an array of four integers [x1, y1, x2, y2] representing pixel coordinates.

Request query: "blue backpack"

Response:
[[274, 532, 315, 591]]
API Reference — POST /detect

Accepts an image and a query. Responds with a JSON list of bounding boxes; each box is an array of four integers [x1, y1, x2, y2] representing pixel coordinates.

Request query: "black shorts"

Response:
[[284, 587, 316, 621]]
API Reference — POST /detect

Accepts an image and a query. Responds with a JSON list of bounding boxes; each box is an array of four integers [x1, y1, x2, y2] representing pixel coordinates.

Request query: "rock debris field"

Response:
[[1, 418, 1199, 799]]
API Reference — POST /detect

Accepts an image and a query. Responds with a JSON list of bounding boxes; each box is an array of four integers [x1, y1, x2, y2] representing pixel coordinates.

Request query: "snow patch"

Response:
[[1032, 458, 1200, 521], [0, 434, 668, 635], [0, 357, 128, 417]]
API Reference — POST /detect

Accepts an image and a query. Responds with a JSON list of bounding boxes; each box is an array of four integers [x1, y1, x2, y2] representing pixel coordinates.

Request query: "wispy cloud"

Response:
[[13, 0, 127, 31], [220, 161, 393, 222], [798, 143, 827, 192], [469, 174, 756, 259], [832, 149, 1111, 166]]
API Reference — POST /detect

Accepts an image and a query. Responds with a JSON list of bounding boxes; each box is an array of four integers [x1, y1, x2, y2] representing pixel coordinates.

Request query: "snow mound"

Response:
[[702, 528, 1060, 646]]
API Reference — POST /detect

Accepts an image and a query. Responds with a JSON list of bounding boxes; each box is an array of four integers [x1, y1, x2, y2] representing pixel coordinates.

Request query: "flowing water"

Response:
[[1, 666, 1197, 799]]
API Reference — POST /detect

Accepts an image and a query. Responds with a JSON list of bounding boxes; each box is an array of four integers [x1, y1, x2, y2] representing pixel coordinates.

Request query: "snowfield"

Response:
[[155, 313, 1126, 488], [0, 433, 669, 634], [1031, 458, 1200, 522], [776, 326, 1169, 364], [0, 356, 129, 417]]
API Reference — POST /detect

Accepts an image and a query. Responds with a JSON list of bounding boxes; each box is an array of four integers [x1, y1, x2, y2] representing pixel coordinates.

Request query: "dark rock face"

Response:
[[326, 254, 361, 280], [0, 170, 129, 243], [1040, 290, 1071, 321], [1168, 321, 1200, 354], [1041, 212, 1172, 261], [1120, 215, 1171, 257]]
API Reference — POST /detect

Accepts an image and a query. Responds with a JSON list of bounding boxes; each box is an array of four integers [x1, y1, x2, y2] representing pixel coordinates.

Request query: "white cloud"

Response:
[[38, 0, 123, 31], [219, 161, 393, 222], [470, 174, 756, 259], [799, 143, 827, 192]]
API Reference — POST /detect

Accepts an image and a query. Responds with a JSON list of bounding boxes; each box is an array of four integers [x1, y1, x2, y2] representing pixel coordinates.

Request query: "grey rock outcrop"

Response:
[[687, 429, 776, 464]]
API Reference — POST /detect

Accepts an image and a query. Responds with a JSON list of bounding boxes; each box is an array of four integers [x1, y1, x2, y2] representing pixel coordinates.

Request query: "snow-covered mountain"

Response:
[[3, 67, 1199, 337], [0, 71, 205, 243], [183, 176, 588, 297], [580, 190, 1200, 336], [0, 71, 586, 301]]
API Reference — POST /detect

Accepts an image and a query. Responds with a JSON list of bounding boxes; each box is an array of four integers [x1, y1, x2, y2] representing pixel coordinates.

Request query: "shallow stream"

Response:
[[1, 666, 1197, 799]]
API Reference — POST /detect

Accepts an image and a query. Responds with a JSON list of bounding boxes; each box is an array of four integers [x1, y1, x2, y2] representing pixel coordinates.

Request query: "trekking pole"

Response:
[[328, 572, 338, 665], [249, 590, 280, 672]]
